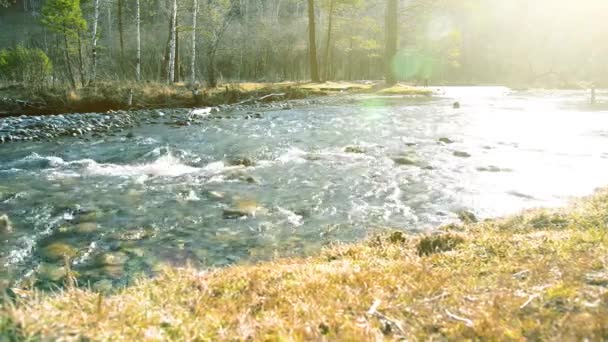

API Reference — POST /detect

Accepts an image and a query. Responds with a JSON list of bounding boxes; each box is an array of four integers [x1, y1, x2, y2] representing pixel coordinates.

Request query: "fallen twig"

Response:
[[367, 299, 407, 336], [520, 294, 540, 310], [445, 309, 474, 327]]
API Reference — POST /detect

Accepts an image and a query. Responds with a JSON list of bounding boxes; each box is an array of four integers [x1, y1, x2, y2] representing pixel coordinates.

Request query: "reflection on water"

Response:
[[1, 87, 608, 287]]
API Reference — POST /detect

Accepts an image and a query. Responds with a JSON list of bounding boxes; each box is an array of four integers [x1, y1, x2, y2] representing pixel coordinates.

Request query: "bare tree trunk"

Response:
[[91, 0, 100, 83], [107, 3, 112, 55], [63, 28, 77, 89], [323, 0, 334, 81], [207, 53, 216, 87], [190, 0, 198, 84], [136, 0, 141, 81], [174, 15, 180, 83], [307, 0, 320, 82], [118, 0, 125, 60], [77, 31, 86, 87], [385, 0, 398, 85], [167, 0, 177, 84]]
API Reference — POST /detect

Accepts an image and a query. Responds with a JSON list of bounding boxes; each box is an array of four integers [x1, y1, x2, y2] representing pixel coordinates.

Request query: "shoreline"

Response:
[[0, 81, 433, 118], [2, 188, 607, 340]]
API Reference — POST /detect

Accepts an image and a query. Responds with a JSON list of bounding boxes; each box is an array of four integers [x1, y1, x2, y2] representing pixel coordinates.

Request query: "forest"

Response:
[[0, 0, 607, 89]]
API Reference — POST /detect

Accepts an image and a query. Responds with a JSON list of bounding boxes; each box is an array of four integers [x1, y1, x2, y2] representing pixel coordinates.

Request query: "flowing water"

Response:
[[1, 87, 608, 288]]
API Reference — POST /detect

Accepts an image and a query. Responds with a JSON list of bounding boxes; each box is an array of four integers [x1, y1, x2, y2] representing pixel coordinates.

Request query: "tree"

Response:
[[307, 0, 320, 82], [41, 0, 87, 89], [385, 0, 398, 85], [136, 0, 141, 81], [91, 0, 100, 83], [200, 0, 236, 87], [190, 0, 198, 84], [167, 0, 177, 84]]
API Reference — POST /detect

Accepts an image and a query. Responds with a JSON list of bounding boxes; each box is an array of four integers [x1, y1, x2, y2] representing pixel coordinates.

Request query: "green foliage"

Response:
[[41, 0, 87, 37], [0, 46, 53, 86]]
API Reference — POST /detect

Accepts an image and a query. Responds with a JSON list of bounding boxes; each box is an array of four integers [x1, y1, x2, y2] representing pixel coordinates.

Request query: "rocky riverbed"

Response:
[[0, 99, 306, 143]]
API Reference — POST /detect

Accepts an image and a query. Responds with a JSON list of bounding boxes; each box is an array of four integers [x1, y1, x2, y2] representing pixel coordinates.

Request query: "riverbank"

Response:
[[2, 188, 607, 340], [0, 81, 433, 117]]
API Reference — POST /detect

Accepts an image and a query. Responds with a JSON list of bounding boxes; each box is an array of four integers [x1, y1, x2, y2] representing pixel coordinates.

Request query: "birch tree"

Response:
[[91, 0, 100, 83], [190, 0, 198, 84], [136, 0, 141, 81], [167, 0, 177, 83], [307, 0, 320, 82]]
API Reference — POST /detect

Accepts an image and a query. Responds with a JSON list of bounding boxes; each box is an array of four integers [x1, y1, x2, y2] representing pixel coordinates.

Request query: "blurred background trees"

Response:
[[0, 0, 606, 88]]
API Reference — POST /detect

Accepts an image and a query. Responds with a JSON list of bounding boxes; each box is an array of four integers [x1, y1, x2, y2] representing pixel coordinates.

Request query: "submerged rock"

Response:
[[223, 200, 266, 219], [453, 151, 471, 158], [0, 214, 13, 234], [393, 157, 417, 166], [37, 263, 67, 282], [94, 252, 129, 267], [438, 137, 455, 144], [477, 165, 510, 173], [39, 242, 79, 262]]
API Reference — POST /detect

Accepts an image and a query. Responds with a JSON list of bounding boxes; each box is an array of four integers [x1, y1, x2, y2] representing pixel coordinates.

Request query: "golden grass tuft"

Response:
[[3, 189, 608, 340], [376, 83, 434, 96]]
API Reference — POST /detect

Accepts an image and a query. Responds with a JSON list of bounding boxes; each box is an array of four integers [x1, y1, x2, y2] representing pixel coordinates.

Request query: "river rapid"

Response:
[[1, 87, 607, 289]]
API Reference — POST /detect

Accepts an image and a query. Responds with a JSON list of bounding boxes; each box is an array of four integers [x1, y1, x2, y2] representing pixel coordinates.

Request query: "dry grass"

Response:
[[1, 81, 436, 116], [376, 83, 434, 96], [2, 189, 608, 340]]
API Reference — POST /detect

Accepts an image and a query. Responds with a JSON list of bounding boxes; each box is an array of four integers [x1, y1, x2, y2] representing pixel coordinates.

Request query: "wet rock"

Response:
[[438, 137, 455, 144], [453, 102, 461, 109], [453, 151, 471, 158], [0, 214, 13, 234], [223, 199, 266, 219], [457, 210, 478, 224], [228, 157, 256, 167], [344, 146, 365, 154], [39, 242, 79, 262], [393, 157, 417, 166]]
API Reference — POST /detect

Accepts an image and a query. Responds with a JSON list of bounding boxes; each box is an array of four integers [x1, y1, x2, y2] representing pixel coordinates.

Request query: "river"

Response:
[[1, 87, 607, 288]]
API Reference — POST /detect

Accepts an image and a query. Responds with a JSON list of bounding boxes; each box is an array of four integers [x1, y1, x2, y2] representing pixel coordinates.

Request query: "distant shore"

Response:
[[0, 81, 433, 117], [2, 188, 607, 340]]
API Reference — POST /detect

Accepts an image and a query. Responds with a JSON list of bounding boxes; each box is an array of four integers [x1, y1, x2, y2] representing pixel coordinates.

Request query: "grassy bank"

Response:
[[0, 81, 433, 116], [2, 189, 608, 340]]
